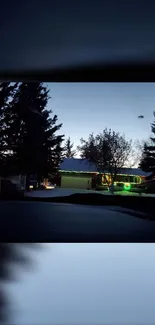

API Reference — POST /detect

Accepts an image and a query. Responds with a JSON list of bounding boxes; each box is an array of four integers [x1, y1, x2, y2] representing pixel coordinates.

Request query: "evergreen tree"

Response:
[[139, 111, 155, 175], [64, 137, 76, 158], [1, 83, 64, 180], [0, 82, 19, 175]]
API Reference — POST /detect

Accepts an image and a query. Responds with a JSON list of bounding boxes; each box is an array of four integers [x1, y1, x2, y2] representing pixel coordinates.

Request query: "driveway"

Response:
[[25, 188, 155, 198]]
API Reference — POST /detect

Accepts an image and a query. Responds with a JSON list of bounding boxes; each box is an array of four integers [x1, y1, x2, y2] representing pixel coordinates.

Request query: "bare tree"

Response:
[[125, 139, 150, 168], [77, 128, 132, 186], [64, 137, 76, 158]]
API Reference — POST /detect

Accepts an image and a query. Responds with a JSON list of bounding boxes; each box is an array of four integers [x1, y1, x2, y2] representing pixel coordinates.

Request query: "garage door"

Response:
[[61, 176, 92, 189]]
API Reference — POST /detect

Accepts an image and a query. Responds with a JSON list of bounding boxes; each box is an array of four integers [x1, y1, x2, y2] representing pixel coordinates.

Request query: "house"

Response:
[[59, 158, 152, 190], [137, 176, 155, 193]]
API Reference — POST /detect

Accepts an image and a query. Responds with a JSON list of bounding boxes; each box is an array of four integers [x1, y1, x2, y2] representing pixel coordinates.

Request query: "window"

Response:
[[102, 175, 107, 184], [115, 175, 124, 182]]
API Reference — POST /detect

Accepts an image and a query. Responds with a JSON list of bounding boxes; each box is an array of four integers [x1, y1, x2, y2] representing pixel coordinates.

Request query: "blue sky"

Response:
[[47, 83, 155, 152]]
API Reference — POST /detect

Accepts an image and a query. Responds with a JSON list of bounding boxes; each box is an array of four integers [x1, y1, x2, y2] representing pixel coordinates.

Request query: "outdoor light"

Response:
[[124, 183, 131, 191], [45, 185, 55, 189]]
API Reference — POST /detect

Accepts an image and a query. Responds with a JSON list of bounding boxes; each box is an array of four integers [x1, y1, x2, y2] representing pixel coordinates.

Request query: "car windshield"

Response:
[[1, 1, 155, 323], [1, 82, 155, 200], [1, 84, 155, 323]]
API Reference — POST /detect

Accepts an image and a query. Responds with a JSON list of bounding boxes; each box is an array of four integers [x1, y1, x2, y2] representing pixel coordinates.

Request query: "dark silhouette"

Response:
[[0, 82, 64, 181], [0, 244, 41, 323], [139, 110, 155, 175], [64, 137, 76, 158]]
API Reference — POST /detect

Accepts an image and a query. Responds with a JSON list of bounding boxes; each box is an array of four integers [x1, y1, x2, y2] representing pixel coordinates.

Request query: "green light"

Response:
[[124, 183, 131, 191]]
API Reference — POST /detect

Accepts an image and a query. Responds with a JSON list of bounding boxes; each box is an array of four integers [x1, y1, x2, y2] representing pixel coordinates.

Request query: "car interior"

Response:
[[0, 2, 155, 324]]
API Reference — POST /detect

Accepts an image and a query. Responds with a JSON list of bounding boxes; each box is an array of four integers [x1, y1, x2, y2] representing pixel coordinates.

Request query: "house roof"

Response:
[[60, 158, 98, 172], [60, 158, 152, 177], [117, 168, 151, 177]]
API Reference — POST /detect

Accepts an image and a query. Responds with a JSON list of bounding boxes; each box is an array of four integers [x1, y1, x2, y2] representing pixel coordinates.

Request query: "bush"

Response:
[[0, 179, 24, 199]]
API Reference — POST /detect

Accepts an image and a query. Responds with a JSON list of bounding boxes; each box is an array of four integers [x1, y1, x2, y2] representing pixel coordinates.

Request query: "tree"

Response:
[[139, 111, 155, 176], [0, 83, 64, 180], [0, 82, 19, 175], [77, 128, 132, 186], [126, 139, 149, 168], [0, 244, 40, 322], [64, 137, 76, 158]]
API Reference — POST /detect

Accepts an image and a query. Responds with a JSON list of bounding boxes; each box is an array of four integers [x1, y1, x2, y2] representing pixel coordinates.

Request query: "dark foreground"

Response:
[[24, 193, 155, 220], [0, 194, 155, 242]]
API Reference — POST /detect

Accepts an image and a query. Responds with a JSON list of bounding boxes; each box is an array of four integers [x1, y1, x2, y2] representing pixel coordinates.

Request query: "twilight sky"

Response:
[[47, 83, 155, 152]]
